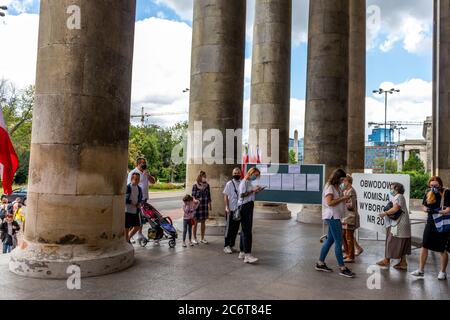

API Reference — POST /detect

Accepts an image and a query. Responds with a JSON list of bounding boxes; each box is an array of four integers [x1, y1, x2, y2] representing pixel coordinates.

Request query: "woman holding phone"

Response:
[[237, 167, 265, 264]]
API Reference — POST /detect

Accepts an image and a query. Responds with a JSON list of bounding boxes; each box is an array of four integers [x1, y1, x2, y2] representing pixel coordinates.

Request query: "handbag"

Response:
[[230, 180, 242, 222], [432, 189, 450, 233], [384, 201, 403, 221]]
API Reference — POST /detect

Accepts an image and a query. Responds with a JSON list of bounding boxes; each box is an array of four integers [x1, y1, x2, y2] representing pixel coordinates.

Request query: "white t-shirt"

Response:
[[322, 184, 345, 220], [238, 179, 255, 206], [223, 179, 241, 212], [127, 168, 149, 201]]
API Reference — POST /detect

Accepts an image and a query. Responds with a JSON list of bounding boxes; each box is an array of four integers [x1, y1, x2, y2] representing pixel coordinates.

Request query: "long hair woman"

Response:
[[191, 171, 212, 244], [411, 176, 450, 280], [237, 167, 264, 264], [316, 169, 355, 278]]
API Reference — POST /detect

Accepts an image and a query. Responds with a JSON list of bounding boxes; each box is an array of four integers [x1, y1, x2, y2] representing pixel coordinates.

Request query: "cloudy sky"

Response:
[[0, 0, 434, 141]]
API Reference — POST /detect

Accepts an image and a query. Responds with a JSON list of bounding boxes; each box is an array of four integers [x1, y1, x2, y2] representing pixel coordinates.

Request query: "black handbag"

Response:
[[384, 201, 403, 220], [231, 180, 241, 222]]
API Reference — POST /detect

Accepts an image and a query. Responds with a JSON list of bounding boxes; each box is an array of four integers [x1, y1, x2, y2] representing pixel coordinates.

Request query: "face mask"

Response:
[[390, 190, 396, 197], [233, 175, 241, 181], [432, 187, 440, 194], [202, 178, 207, 183], [140, 164, 147, 170], [340, 183, 346, 191], [251, 176, 257, 182]]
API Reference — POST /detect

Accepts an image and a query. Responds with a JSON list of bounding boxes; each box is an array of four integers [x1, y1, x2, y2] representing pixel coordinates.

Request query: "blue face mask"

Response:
[[432, 187, 440, 194], [390, 190, 396, 197], [251, 175, 258, 182]]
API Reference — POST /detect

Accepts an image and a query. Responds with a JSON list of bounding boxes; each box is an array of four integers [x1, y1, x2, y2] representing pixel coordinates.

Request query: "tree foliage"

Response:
[[402, 152, 425, 174]]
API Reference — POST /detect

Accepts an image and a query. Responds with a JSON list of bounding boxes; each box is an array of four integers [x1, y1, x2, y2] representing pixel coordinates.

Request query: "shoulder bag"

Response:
[[231, 180, 242, 222]]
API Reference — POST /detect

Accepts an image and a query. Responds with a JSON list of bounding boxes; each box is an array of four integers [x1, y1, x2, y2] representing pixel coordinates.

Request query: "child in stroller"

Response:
[[139, 203, 178, 248]]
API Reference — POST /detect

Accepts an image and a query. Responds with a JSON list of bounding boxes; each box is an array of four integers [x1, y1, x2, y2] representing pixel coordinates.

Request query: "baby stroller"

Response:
[[139, 203, 178, 248]]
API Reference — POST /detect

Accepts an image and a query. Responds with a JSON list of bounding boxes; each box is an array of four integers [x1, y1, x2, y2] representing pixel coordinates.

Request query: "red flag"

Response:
[[0, 107, 19, 195]]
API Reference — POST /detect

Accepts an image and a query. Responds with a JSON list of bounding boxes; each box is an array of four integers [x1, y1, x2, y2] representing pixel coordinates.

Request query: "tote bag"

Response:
[[432, 189, 450, 233]]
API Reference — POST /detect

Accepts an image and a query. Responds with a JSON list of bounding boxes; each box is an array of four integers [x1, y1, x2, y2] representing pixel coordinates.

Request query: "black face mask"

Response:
[[233, 175, 241, 181], [140, 164, 147, 170]]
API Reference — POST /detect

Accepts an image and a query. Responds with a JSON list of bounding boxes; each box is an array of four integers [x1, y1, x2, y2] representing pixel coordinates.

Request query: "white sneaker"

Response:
[[192, 239, 199, 245], [410, 270, 425, 279], [182, 242, 187, 248], [238, 252, 246, 260], [244, 254, 259, 264], [438, 272, 447, 280], [201, 239, 208, 244], [223, 246, 233, 254]]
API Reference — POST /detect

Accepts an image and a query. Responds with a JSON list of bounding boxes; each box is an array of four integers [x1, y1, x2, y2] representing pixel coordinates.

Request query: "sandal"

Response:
[[376, 259, 390, 269], [393, 263, 408, 271]]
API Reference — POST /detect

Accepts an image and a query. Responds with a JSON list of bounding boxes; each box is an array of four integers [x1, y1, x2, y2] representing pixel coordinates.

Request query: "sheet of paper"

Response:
[[256, 174, 270, 189], [307, 174, 321, 192], [288, 165, 301, 174], [293, 174, 307, 191], [269, 174, 282, 190], [256, 164, 268, 173], [282, 174, 294, 191]]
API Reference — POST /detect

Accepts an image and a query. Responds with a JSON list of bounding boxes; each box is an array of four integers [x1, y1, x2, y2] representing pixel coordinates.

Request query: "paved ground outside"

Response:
[[0, 203, 449, 300]]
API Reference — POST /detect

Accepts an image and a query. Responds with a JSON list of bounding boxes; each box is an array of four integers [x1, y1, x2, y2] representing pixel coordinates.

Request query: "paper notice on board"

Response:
[[256, 174, 270, 189], [307, 174, 321, 192], [256, 164, 268, 173], [294, 174, 307, 191], [269, 174, 282, 190], [282, 174, 294, 191], [288, 165, 301, 174]]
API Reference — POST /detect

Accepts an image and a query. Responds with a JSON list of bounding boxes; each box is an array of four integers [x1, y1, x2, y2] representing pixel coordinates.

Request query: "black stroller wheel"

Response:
[[169, 239, 176, 248], [140, 238, 149, 247]]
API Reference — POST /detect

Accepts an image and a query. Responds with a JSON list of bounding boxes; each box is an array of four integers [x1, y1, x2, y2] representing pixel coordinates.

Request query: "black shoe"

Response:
[[315, 263, 333, 273], [339, 267, 356, 278]]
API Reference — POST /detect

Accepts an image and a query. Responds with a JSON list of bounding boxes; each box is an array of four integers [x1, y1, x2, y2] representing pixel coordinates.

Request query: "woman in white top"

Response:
[[316, 169, 355, 278], [377, 183, 411, 270], [237, 167, 264, 264]]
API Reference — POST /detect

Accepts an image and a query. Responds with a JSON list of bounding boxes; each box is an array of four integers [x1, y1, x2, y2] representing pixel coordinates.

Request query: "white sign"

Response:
[[307, 174, 321, 192], [294, 174, 307, 191], [282, 174, 294, 191], [352, 174, 411, 234], [288, 165, 301, 174]]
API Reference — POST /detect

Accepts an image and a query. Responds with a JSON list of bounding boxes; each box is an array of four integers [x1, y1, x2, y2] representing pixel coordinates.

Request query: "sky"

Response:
[[0, 0, 434, 142]]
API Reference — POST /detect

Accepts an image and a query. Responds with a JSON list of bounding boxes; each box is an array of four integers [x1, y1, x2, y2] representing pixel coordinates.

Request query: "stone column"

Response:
[[249, 0, 292, 164], [347, 0, 366, 174], [248, 0, 292, 221], [10, 0, 136, 278], [434, 0, 450, 183], [299, 0, 350, 224], [186, 0, 246, 233]]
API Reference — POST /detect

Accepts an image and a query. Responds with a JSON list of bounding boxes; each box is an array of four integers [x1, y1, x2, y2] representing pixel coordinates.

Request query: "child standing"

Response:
[[1, 213, 20, 253], [125, 172, 143, 243], [182, 195, 199, 248]]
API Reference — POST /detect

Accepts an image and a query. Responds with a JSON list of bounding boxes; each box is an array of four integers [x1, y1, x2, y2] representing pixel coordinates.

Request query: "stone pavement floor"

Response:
[[0, 218, 449, 300]]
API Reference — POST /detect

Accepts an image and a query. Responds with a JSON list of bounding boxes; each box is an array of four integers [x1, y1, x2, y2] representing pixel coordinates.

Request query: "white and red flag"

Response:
[[0, 107, 19, 195]]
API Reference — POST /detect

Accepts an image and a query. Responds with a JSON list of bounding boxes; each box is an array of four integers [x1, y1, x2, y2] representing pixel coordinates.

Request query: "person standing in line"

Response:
[[192, 171, 212, 244], [237, 167, 264, 264], [223, 167, 242, 254], [315, 169, 355, 278], [182, 195, 199, 248], [411, 176, 450, 280], [127, 157, 156, 245], [341, 175, 361, 263], [377, 183, 412, 271], [0, 213, 20, 253], [125, 172, 143, 243]]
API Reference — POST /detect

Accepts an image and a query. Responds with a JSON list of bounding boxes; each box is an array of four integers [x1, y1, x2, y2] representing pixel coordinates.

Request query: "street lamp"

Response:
[[0, 5, 8, 18], [372, 88, 400, 173]]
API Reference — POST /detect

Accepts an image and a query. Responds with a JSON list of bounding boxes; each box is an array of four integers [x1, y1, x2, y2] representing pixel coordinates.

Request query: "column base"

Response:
[[9, 240, 134, 279], [254, 202, 292, 220], [204, 218, 227, 236], [297, 204, 323, 225]]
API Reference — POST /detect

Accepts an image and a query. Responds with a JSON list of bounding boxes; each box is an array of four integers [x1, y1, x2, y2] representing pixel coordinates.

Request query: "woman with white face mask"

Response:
[[191, 171, 212, 244], [377, 183, 411, 271]]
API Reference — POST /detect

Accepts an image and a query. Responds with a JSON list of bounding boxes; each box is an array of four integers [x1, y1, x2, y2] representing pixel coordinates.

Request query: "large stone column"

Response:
[[434, 0, 450, 182], [249, 0, 292, 221], [299, 0, 350, 224], [186, 0, 246, 233], [10, 0, 136, 278], [347, 0, 366, 174], [249, 0, 292, 164]]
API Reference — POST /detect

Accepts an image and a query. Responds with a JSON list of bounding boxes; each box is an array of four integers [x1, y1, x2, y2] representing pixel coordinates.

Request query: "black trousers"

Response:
[[224, 210, 241, 248], [239, 201, 254, 254]]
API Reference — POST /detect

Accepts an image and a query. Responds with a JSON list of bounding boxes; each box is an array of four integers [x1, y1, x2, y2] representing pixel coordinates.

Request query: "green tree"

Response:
[[373, 157, 398, 174], [402, 152, 425, 173], [289, 149, 298, 164]]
